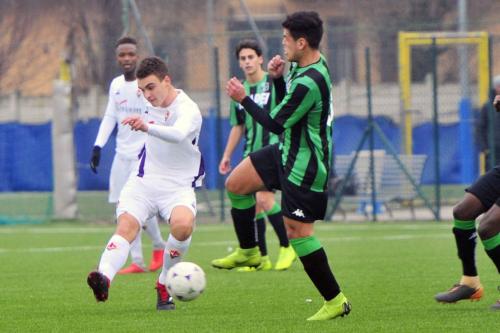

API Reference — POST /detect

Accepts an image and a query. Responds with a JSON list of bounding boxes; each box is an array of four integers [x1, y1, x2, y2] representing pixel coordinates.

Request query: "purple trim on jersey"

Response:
[[138, 145, 145, 159], [137, 147, 146, 178], [191, 156, 205, 187]]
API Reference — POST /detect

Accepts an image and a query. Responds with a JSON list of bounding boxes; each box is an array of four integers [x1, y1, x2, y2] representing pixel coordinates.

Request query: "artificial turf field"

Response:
[[0, 221, 498, 332]]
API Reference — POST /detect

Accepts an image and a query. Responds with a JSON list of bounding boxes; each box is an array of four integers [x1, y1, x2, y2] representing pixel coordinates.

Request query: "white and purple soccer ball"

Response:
[[165, 262, 206, 301]]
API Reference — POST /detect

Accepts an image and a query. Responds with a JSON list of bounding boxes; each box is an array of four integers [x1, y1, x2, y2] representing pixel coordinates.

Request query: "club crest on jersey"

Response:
[[264, 81, 270, 92], [169, 249, 181, 258]]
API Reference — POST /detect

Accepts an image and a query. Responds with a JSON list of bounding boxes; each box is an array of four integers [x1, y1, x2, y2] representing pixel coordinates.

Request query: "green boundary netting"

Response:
[[0, 193, 52, 225]]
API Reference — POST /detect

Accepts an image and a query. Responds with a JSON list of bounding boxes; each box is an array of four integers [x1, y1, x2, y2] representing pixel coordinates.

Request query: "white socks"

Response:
[[129, 231, 145, 268], [158, 234, 192, 284], [128, 216, 165, 267], [98, 234, 130, 282], [144, 216, 165, 249]]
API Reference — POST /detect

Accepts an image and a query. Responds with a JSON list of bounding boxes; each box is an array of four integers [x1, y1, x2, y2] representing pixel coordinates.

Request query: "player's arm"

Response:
[[227, 77, 313, 133], [219, 100, 245, 174], [220, 125, 244, 175], [227, 77, 284, 134], [273, 76, 286, 104], [122, 109, 201, 144], [268, 79, 314, 129], [268, 55, 286, 103], [90, 86, 118, 173]]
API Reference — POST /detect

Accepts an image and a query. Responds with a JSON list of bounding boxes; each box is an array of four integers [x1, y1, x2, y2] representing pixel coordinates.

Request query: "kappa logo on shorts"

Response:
[[169, 249, 181, 259], [292, 209, 305, 218], [106, 242, 118, 250]]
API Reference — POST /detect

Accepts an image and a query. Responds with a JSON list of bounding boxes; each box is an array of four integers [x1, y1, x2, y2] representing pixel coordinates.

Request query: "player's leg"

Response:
[[257, 191, 295, 271], [255, 206, 271, 269], [477, 201, 500, 310], [435, 169, 500, 303], [110, 156, 148, 274], [143, 215, 166, 271], [211, 146, 274, 269], [118, 229, 147, 274], [289, 219, 350, 321], [87, 212, 141, 302], [280, 182, 350, 321], [237, 202, 272, 272], [87, 177, 152, 302], [156, 193, 196, 311], [477, 202, 500, 272], [434, 193, 485, 302]]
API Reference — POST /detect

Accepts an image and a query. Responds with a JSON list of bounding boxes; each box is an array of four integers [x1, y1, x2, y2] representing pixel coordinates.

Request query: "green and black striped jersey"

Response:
[[270, 55, 333, 192], [230, 73, 280, 157]]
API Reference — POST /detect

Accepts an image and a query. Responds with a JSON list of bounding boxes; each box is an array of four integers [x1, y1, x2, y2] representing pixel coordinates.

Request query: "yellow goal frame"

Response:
[[398, 31, 489, 155]]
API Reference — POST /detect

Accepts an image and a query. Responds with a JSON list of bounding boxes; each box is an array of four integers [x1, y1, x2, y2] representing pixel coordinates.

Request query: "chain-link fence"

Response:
[[1, 0, 500, 222]]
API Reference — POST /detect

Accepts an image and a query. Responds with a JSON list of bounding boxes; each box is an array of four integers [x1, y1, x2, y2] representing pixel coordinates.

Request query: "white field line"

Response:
[[0, 223, 452, 235], [0, 233, 450, 254]]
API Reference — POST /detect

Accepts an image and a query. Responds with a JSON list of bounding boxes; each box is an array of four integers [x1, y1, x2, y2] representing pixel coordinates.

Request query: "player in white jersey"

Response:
[[87, 56, 204, 311], [89, 37, 165, 274]]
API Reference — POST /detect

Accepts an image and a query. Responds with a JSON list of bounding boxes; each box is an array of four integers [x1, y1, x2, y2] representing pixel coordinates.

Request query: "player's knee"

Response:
[[453, 202, 474, 221], [225, 176, 244, 194], [287, 229, 311, 239], [286, 229, 299, 239], [116, 215, 140, 242], [256, 198, 272, 212], [477, 219, 495, 240], [262, 199, 275, 212], [170, 218, 193, 241], [285, 222, 312, 239]]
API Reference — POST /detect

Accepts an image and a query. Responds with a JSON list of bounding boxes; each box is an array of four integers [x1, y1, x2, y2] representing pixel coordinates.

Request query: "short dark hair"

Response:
[[136, 56, 169, 80], [235, 39, 263, 59], [282, 11, 323, 49], [115, 36, 137, 48]]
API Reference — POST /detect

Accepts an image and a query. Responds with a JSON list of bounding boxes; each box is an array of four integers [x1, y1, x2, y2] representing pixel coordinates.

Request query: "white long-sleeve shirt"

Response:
[[94, 75, 146, 159], [137, 89, 204, 188]]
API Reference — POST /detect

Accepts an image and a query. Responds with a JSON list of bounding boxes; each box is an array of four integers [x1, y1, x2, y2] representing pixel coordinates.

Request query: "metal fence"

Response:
[[1, 0, 500, 222]]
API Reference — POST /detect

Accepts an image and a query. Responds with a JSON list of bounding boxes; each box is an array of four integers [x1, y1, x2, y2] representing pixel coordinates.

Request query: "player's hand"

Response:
[[494, 94, 500, 112], [122, 115, 149, 132], [219, 156, 231, 175], [226, 77, 246, 103], [90, 146, 101, 174], [267, 55, 285, 78]]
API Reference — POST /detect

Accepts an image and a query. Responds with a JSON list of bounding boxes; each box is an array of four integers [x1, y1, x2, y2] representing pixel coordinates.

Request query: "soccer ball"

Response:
[[165, 262, 206, 301]]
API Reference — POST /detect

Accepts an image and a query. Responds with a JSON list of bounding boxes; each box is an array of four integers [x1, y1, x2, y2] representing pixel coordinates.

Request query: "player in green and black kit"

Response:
[[223, 11, 351, 320], [212, 40, 296, 272]]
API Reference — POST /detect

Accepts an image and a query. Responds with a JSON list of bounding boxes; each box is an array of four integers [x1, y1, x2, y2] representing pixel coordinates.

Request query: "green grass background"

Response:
[[0, 221, 498, 332]]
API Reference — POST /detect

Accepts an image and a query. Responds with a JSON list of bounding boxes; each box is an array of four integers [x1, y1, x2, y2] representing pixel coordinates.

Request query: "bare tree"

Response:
[[0, 1, 31, 94], [64, 0, 122, 92]]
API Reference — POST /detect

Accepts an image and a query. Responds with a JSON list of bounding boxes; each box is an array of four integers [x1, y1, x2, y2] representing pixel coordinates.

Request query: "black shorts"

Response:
[[249, 144, 328, 222], [465, 166, 500, 209]]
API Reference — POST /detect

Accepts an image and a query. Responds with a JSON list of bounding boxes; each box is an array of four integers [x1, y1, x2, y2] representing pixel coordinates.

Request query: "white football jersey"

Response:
[[137, 90, 204, 188], [94, 75, 147, 159]]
